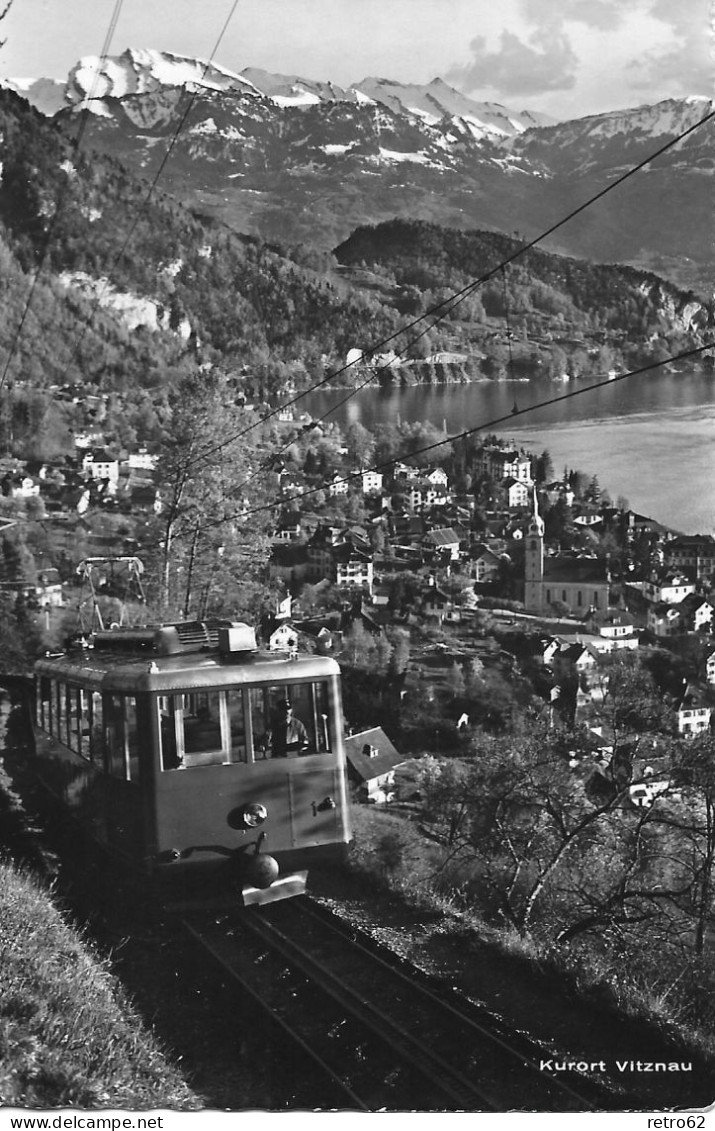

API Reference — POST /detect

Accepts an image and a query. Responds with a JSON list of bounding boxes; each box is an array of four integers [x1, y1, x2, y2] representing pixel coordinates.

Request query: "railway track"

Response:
[[181, 897, 612, 1111]]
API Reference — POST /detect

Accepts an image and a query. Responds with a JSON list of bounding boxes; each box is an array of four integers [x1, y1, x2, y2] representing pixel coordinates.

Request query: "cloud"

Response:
[[519, 0, 631, 32], [626, 0, 712, 95], [447, 27, 578, 96]]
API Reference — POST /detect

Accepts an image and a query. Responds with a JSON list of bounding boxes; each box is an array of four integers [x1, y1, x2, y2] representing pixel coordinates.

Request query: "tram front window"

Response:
[[183, 691, 223, 755], [253, 682, 332, 759], [159, 681, 335, 769]]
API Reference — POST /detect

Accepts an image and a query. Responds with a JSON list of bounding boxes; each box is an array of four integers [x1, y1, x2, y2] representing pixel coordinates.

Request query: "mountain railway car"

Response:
[[31, 621, 351, 906]]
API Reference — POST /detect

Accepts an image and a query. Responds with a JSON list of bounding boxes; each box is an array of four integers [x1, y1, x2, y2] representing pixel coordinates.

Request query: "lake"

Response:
[[300, 368, 715, 534]]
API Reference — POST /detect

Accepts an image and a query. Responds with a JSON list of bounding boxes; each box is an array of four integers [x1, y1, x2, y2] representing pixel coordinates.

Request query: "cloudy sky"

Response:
[[1, 0, 711, 119]]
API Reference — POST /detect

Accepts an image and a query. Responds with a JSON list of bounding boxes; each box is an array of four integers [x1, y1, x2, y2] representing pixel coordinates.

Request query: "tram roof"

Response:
[[35, 647, 341, 693]]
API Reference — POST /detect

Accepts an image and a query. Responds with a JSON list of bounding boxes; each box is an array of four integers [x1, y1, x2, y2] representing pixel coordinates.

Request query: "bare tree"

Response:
[[0, 1, 15, 48]]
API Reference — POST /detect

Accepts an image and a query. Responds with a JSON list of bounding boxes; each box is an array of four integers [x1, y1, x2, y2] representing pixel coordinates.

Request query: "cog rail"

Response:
[[181, 898, 604, 1111]]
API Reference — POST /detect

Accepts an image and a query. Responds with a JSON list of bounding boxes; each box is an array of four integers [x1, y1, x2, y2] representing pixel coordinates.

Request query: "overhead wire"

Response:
[[56, 0, 242, 380], [0, 0, 126, 395]]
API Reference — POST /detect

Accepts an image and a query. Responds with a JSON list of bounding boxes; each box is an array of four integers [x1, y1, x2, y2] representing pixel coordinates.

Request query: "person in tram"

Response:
[[262, 698, 310, 758]]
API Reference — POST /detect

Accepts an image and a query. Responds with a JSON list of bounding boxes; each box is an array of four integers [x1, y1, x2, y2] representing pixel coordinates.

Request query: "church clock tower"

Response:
[[524, 487, 544, 613]]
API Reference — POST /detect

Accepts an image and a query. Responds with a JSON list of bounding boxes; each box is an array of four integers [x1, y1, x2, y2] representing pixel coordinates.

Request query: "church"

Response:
[[524, 491, 610, 616]]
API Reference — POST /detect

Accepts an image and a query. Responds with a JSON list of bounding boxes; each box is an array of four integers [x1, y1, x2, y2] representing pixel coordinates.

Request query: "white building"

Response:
[[643, 575, 695, 605], [82, 449, 119, 488], [362, 470, 384, 495]]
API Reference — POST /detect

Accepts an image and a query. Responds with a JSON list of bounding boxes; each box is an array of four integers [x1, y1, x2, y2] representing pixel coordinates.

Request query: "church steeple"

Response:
[[524, 487, 544, 613], [528, 485, 545, 538]]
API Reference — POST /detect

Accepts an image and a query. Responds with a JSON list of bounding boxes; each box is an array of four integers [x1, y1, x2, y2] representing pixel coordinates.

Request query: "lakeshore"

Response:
[[301, 367, 715, 534]]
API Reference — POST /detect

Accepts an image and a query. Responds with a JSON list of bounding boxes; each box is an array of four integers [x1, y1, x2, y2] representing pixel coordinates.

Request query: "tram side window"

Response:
[[105, 695, 139, 782], [312, 681, 333, 753], [90, 692, 103, 763], [183, 690, 223, 756], [55, 682, 65, 743], [37, 677, 52, 730], [225, 689, 248, 763], [105, 695, 125, 777], [249, 688, 269, 758], [125, 697, 140, 781], [160, 691, 228, 769], [63, 685, 74, 749], [67, 688, 82, 755], [159, 695, 181, 770]]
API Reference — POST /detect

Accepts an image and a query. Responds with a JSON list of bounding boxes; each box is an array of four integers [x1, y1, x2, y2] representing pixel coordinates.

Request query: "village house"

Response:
[[129, 483, 162, 514], [543, 481, 575, 507], [643, 574, 696, 605], [479, 447, 532, 483], [467, 543, 502, 584], [622, 511, 675, 541], [666, 534, 715, 584], [537, 637, 562, 668], [73, 430, 105, 450], [585, 609, 639, 650], [82, 449, 120, 490], [423, 528, 462, 562], [573, 507, 603, 528], [497, 476, 530, 509], [5, 568, 64, 610], [268, 622, 299, 652], [328, 472, 349, 497], [279, 474, 305, 498], [361, 470, 383, 495], [392, 461, 419, 482], [335, 549, 374, 594], [553, 640, 599, 679], [7, 475, 41, 499], [407, 483, 448, 510], [126, 449, 158, 472], [425, 467, 449, 489], [647, 602, 683, 638], [674, 685, 712, 738], [272, 521, 302, 543], [676, 594, 714, 634], [343, 727, 405, 803], [421, 581, 452, 620]]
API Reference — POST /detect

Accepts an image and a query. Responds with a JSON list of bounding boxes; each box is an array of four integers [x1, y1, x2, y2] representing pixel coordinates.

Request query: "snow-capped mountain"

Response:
[[2, 76, 66, 115], [348, 76, 551, 136], [511, 96, 714, 175], [4, 49, 712, 290], [71, 47, 262, 105], [6, 48, 551, 139]]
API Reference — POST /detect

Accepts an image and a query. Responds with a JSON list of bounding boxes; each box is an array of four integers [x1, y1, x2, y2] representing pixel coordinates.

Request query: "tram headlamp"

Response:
[[242, 802, 268, 828]]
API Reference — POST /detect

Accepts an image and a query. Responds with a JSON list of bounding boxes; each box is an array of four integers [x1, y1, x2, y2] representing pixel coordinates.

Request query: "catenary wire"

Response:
[[61, 0, 242, 377], [0, 0, 126, 395], [182, 104, 715, 475]]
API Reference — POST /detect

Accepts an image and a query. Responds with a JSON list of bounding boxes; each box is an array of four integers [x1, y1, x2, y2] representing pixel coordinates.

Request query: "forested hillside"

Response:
[[0, 87, 710, 432], [0, 89, 400, 399], [335, 219, 711, 376]]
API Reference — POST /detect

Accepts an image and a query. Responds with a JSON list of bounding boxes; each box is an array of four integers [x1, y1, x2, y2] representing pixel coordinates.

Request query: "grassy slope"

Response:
[[0, 860, 199, 1110]]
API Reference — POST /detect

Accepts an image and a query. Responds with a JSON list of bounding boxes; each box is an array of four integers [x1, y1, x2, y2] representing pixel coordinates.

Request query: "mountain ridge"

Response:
[[4, 48, 553, 137], [3, 50, 712, 292]]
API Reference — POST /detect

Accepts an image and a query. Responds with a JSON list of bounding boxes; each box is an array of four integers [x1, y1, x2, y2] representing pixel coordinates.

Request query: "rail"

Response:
[[181, 898, 609, 1111]]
